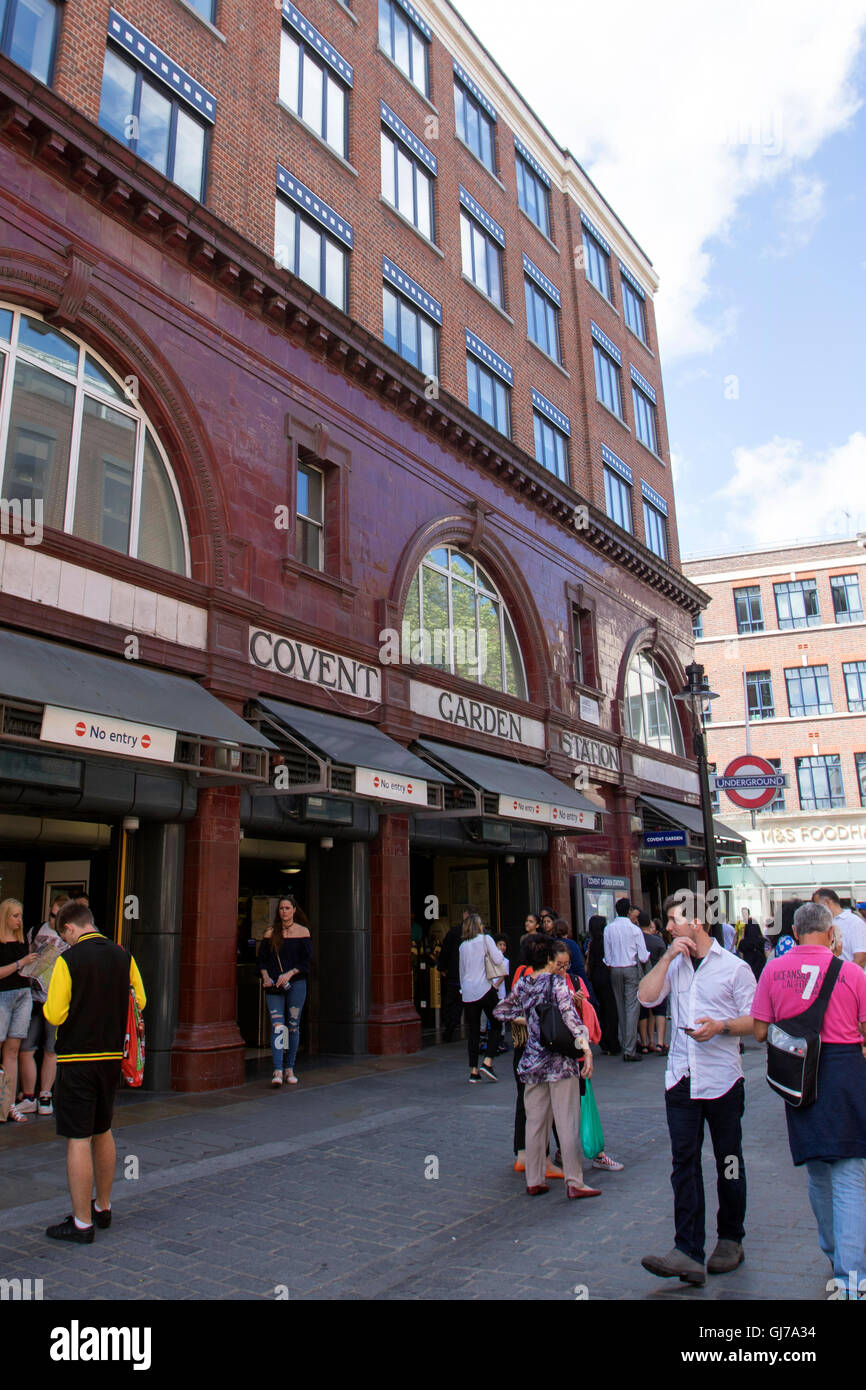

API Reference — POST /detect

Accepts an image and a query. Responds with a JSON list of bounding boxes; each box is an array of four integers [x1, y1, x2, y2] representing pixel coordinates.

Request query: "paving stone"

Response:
[[0, 1046, 829, 1301]]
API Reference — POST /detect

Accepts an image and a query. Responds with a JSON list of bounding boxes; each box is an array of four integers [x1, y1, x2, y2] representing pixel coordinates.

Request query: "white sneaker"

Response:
[[37, 1094, 54, 1116], [15, 1096, 37, 1113]]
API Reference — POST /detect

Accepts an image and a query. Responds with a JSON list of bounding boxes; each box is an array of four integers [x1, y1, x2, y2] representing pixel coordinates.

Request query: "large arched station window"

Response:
[[624, 650, 685, 755], [403, 544, 528, 698], [0, 306, 189, 575]]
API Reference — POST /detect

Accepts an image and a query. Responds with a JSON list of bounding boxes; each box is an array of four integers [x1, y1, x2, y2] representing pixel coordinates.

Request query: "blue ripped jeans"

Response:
[[267, 980, 307, 1071]]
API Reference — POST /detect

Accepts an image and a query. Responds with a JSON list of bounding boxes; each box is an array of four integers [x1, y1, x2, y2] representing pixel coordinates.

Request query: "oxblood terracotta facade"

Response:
[[0, 0, 707, 1089]]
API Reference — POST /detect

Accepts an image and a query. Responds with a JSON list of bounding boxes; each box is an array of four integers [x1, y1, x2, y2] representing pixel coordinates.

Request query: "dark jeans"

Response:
[[665, 1075, 746, 1264], [442, 978, 463, 1041], [464, 989, 502, 1070]]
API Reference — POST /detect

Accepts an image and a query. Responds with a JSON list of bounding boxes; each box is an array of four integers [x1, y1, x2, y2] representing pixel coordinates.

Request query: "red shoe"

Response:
[[566, 1183, 602, 1200], [526, 1185, 549, 1196]]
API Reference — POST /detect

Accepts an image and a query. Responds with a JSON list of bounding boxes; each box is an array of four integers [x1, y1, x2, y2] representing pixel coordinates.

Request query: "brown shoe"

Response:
[[566, 1183, 602, 1199], [526, 1185, 549, 1196], [641, 1248, 706, 1286], [707, 1239, 744, 1274]]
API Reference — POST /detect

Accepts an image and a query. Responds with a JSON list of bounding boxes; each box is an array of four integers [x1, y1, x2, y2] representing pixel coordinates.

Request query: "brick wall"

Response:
[[45, 0, 678, 568], [685, 540, 866, 811]]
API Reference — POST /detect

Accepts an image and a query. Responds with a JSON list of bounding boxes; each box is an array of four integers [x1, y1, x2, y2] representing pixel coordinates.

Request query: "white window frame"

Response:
[[0, 304, 189, 574]]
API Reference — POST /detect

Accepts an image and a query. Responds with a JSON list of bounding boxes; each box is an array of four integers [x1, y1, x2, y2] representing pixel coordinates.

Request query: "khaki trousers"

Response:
[[524, 1075, 584, 1187]]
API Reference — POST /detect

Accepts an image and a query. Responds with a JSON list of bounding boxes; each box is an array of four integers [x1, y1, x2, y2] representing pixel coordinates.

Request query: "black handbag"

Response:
[[766, 957, 842, 1108], [537, 975, 581, 1060]]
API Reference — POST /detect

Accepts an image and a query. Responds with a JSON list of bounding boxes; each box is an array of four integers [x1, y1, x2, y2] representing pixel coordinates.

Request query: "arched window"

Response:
[[403, 545, 528, 699], [625, 651, 685, 756], [0, 306, 189, 575]]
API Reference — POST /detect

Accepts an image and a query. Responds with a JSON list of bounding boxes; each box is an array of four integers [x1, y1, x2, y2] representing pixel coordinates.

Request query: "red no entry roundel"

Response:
[[141, 734, 151, 750], [75, 721, 86, 737]]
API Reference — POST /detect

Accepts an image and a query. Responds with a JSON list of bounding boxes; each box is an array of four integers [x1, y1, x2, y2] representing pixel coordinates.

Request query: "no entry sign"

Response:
[[713, 754, 787, 809]]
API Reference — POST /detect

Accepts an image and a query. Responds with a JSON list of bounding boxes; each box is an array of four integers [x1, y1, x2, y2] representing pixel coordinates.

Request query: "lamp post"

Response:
[[674, 660, 719, 901]]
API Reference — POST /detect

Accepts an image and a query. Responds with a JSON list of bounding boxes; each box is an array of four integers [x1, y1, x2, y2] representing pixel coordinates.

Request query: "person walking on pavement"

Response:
[[458, 913, 505, 1083], [258, 895, 312, 1086], [638, 893, 756, 1286], [494, 935, 600, 1200], [752, 901, 866, 1299], [811, 888, 866, 968], [508, 936, 562, 1179], [437, 905, 475, 1042], [584, 915, 620, 1055], [603, 898, 649, 1061], [637, 911, 667, 1055], [43, 900, 146, 1242]]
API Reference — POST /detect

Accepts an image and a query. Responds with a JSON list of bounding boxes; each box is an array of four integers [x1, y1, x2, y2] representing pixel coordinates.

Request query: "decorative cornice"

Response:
[[0, 58, 706, 619]]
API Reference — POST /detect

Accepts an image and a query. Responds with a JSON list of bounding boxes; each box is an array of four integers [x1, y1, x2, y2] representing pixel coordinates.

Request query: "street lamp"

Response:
[[674, 660, 719, 898]]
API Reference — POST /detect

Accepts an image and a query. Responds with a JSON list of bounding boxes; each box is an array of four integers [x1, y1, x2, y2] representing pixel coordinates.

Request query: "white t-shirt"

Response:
[[835, 909, 866, 964], [458, 934, 506, 1004]]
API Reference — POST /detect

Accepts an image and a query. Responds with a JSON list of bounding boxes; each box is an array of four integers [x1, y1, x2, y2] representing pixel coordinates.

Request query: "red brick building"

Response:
[[0, 0, 711, 1090], [684, 536, 866, 911]]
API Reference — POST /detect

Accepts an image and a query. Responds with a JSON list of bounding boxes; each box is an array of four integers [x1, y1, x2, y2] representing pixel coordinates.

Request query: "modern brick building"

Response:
[[684, 535, 866, 913], [0, 0, 714, 1090]]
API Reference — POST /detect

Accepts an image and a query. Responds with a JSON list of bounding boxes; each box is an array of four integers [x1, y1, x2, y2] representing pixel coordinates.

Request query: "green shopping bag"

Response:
[[579, 1078, 605, 1160]]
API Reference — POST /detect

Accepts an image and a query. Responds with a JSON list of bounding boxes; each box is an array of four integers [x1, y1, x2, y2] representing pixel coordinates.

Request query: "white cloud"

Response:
[[713, 433, 866, 546], [763, 172, 826, 257], [454, 0, 866, 359]]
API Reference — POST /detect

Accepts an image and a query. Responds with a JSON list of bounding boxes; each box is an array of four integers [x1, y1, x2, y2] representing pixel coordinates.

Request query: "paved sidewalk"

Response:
[[0, 1041, 830, 1301]]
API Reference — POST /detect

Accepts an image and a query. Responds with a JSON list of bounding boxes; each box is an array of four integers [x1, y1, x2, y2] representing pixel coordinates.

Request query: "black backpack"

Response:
[[766, 957, 842, 1108], [537, 975, 581, 1060]]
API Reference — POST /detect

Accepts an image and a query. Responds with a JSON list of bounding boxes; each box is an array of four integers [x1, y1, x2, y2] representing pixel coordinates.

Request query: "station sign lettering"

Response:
[[561, 730, 620, 773], [409, 681, 545, 750]]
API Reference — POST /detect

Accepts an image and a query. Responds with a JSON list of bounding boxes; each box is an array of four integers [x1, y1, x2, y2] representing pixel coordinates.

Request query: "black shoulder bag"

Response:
[[537, 975, 581, 1060], [766, 957, 842, 1109]]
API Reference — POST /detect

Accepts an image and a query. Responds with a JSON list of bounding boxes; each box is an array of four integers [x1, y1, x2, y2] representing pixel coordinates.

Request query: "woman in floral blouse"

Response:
[[495, 935, 601, 1200]]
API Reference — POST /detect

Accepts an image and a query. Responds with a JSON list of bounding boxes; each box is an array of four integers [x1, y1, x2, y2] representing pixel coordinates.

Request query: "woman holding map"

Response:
[[17, 894, 70, 1117]]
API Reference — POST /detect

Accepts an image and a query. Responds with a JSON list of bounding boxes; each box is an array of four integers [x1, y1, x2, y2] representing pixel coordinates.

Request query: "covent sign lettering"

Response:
[[249, 627, 381, 701]]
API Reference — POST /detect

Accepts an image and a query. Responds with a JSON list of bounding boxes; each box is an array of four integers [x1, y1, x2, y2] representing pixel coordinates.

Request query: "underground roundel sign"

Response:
[[714, 754, 784, 810]]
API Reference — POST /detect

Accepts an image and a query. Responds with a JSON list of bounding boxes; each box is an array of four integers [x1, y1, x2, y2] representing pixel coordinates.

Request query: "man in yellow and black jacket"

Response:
[[43, 900, 146, 1244]]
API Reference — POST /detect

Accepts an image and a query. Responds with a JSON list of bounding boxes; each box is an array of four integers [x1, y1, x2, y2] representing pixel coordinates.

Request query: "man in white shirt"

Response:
[[603, 897, 649, 1062], [812, 889, 866, 969], [638, 893, 756, 1286]]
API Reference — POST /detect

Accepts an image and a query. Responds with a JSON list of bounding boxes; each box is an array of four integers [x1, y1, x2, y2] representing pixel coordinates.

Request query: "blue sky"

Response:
[[453, 0, 866, 556]]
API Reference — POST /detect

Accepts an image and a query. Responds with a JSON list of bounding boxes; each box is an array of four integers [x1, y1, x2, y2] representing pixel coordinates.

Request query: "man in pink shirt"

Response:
[[752, 901, 866, 1300]]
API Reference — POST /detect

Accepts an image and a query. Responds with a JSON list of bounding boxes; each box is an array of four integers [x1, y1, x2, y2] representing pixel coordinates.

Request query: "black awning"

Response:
[[257, 698, 448, 783], [414, 738, 603, 828], [641, 795, 745, 848], [0, 627, 273, 751]]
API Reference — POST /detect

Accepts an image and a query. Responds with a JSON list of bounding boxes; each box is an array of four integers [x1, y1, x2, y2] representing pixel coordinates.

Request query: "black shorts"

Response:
[[55, 1060, 122, 1139]]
